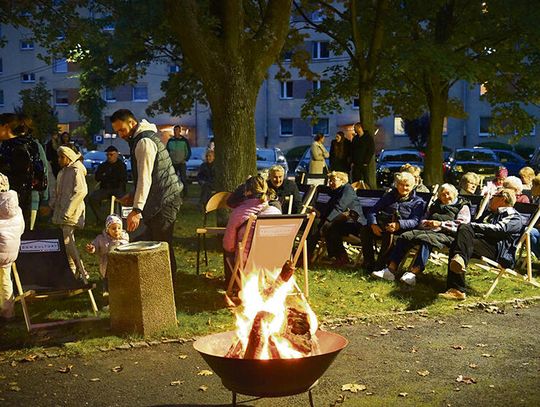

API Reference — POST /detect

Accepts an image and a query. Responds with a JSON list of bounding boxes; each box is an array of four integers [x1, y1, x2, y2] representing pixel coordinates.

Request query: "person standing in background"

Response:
[[166, 125, 191, 198], [350, 122, 374, 185], [329, 131, 350, 173], [309, 134, 329, 174]]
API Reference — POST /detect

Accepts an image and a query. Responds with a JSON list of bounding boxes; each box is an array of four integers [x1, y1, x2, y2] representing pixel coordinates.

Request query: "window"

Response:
[[0, 58, 3, 74], [280, 118, 293, 136], [207, 119, 213, 137], [54, 89, 69, 105], [312, 80, 325, 91], [0, 89, 4, 106], [104, 87, 116, 102], [352, 98, 359, 109], [20, 40, 34, 50], [282, 50, 293, 61], [480, 83, 488, 96], [312, 41, 329, 59], [479, 116, 492, 136], [279, 81, 293, 99], [21, 72, 36, 83], [169, 64, 180, 73], [53, 58, 68, 73], [132, 85, 148, 101], [312, 118, 329, 135], [394, 117, 406, 136]]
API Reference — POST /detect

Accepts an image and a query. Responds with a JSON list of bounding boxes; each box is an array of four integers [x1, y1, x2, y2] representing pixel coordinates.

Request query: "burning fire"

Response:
[[226, 261, 320, 360]]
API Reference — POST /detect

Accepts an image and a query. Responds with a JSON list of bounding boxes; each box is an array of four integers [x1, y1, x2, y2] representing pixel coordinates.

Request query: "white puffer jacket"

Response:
[[0, 191, 25, 267], [51, 160, 88, 228]]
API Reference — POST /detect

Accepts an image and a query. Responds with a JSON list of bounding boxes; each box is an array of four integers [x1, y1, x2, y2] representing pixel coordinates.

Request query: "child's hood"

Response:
[[0, 190, 21, 219], [68, 159, 88, 176]]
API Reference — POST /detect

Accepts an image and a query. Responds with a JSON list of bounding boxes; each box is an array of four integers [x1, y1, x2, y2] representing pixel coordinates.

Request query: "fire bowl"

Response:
[[193, 330, 348, 397]]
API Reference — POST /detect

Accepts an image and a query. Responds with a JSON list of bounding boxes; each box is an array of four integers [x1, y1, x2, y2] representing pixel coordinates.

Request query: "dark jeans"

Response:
[[389, 239, 431, 271], [352, 163, 369, 184], [325, 221, 361, 258], [136, 203, 179, 283], [174, 163, 188, 197], [447, 224, 497, 292], [360, 225, 396, 271], [89, 187, 125, 223]]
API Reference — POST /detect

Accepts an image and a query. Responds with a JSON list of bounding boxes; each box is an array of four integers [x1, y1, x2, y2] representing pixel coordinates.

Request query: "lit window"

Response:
[[312, 41, 329, 59], [21, 72, 36, 83], [53, 58, 68, 73], [132, 85, 148, 102], [480, 83, 488, 96], [280, 119, 293, 136], [280, 81, 293, 99], [312, 118, 329, 135], [104, 87, 116, 102], [479, 116, 492, 136], [54, 89, 69, 105], [394, 117, 406, 136], [20, 40, 34, 50]]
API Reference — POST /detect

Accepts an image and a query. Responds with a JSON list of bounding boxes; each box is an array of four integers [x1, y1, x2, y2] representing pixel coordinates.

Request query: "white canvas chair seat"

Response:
[[227, 212, 316, 297]]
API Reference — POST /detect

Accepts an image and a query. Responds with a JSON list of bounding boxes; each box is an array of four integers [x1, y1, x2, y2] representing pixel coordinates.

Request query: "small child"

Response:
[[86, 214, 129, 293], [0, 172, 25, 320]]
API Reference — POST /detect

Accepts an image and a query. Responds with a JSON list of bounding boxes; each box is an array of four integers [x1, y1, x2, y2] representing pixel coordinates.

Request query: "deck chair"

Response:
[[297, 184, 318, 215], [11, 228, 98, 332], [226, 212, 316, 297], [470, 202, 540, 298], [299, 173, 327, 186], [196, 191, 231, 274]]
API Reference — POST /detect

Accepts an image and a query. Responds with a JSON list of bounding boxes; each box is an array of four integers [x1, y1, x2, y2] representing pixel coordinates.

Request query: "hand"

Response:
[[85, 243, 96, 254], [371, 224, 383, 237], [127, 210, 142, 232], [117, 193, 134, 206], [385, 222, 400, 233]]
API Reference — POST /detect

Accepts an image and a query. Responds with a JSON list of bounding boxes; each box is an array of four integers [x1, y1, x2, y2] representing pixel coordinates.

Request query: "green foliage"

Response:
[[16, 81, 58, 142]]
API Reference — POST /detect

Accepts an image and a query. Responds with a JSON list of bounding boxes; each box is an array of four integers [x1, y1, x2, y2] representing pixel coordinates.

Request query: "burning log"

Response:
[[225, 340, 243, 359], [283, 307, 313, 354], [244, 311, 274, 359], [262, 260, 295, 298]]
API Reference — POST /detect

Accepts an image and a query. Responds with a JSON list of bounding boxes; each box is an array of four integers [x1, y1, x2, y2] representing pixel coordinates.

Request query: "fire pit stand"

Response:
[[230, 380, 317, 406], [194, 330, 348, 406]]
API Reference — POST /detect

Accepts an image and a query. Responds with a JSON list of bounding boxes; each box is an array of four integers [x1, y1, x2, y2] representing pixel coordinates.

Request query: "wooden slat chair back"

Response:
[[12, 228, 98, 332], [297, 184, 318, 214], [227, 213, 316, 297], [196, 191, 231, 274]]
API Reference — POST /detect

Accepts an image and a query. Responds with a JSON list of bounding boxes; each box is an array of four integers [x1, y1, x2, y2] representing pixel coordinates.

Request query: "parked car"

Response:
[[444, 148, 504, 184], [82, 150, 132, 178], [186, 147, 207, 183], [293, 147, 330, 177], [256, 147, 289, 174], [376, 149, 424, 187], [491, 149, 527, 176]]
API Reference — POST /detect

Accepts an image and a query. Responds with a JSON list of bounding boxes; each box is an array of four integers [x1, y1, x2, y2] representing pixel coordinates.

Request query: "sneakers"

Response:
[[450, 254, 466, 274], [400, 272, 417, 286], [371, 268, 395, 281], [439, 288, 466, 301]]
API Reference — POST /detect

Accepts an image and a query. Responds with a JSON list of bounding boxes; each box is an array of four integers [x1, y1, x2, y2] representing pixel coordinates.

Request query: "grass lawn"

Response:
[[1, 182, 539, 356]]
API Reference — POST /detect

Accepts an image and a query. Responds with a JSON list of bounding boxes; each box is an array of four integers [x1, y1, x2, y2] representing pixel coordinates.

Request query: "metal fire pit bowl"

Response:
[[194, 330, 348, 400]]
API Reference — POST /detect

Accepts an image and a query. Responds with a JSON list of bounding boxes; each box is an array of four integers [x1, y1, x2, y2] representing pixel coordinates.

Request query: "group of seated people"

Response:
[[221, 162, 540, 301]]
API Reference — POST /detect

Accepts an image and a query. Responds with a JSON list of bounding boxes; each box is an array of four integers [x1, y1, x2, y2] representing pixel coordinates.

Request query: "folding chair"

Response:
[[226, 212, 316, 297], [11, 228, 98, 332], [297, 184, 318, 215], [196, 191, 231, 274]]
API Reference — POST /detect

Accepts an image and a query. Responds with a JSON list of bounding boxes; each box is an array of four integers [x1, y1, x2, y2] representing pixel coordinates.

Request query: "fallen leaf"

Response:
[[170, 380, 184, 386], [437, 320, 446, 324], [410, 347, 418, 353], [10, 361, 16, 367], [197, 370, 213, 376], [469, 363, 478, 369], [476, 343, 487, 347], [178, 354, 188, 360], [198, 385, 208, 392], [379, 329, 390, 335], [111, 366, 123, 373], [417, 370, 430, 377], [22, 355, 37, 362], [461, 324, 473, 329], [451, 345, 464, 350], [406, 325, 415, 329], [366, 392, 374, 396], [489, 385, 495, 388], [9, 386, 21, 392], [341, 383, 366, 393], [456, 375, 477, 384], [481, 353, 493, 358], [89, 378, 101, 382], [57, 365, 73, 373], [398, 392, 408, 397]]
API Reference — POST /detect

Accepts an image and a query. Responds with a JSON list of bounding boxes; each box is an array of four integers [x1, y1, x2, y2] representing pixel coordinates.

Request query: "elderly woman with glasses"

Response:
[[372, 183, 471, 286], [459, 172, 480, 195]]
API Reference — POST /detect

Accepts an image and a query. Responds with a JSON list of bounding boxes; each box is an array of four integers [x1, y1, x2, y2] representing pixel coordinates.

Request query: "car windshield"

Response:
[[190, 147, 206, 160], [455, 150, 496, 161], [257, 149, 275, 161], [380, 152, 422, 163]]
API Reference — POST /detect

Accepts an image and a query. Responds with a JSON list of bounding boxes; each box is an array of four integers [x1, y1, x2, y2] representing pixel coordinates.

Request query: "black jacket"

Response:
[[350, 131, 374, 165], [95, 159, 127, 191], [268, 179, 302, 214]]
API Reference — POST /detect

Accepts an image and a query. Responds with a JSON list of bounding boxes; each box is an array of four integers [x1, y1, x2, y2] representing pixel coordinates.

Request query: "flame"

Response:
[[229, 267, 319, 360]]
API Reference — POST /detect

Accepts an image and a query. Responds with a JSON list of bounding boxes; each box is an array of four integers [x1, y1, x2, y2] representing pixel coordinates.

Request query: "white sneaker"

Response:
[[400, 272, 417, 286], [371, 268, 395, 281]]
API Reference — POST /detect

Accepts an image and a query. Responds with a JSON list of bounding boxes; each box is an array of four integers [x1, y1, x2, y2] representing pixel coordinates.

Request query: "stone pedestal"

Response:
[[108, 242, 177, 336]]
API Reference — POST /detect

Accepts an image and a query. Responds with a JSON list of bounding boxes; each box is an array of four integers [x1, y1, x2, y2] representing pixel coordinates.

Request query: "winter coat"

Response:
[[91, 230, 130, 277], [223, 198, 281, 260], [0, 191, 25, 267], [309, 142, 329, 174], [471, 206, 523, 268], [51, 160, 88, 228], [367, 189, 426, 231], [322, 183, 366, 225]]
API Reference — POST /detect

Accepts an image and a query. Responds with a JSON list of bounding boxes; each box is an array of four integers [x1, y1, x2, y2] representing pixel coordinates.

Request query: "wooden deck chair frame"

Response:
[[11, 230, 98, 332], [196, 191, 231, 274], [299, 184, 318, 215], [226, 212, 316, 297]]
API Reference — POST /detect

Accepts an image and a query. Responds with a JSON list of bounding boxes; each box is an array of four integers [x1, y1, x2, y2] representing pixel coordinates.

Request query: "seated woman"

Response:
[[401, 163, 430, 193], [439, 188, 522, 300], [459, 172, 480, 195], [503, 176, 530, 203], [371, 184, 470, 285], [222, 175, 281, 286], [527, 175, 540, 257], [519, 166, 535, 191], [360, 172, 426, 272]]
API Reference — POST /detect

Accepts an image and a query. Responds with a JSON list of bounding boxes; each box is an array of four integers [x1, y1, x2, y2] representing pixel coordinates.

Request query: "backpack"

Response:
[[1, 137, 47, 192]]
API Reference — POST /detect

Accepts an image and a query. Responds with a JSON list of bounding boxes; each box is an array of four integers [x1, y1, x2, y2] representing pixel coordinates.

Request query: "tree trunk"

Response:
[[358, 90, 377, 188], [424, 79, 448, 186]]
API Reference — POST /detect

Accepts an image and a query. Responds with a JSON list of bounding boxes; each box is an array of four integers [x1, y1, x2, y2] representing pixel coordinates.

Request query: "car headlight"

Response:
[[454, 165, 463, 172]]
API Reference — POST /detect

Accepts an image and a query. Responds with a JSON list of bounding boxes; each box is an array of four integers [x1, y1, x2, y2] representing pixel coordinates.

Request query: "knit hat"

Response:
[[57, 145, 81, 163], [106, 214, 123, 229], [0, 172, 9, 192]]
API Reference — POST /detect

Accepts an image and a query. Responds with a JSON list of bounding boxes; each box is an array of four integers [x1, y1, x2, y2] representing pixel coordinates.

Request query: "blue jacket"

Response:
[[367, 189, 426, 231], [323, 183, 366, 224]]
